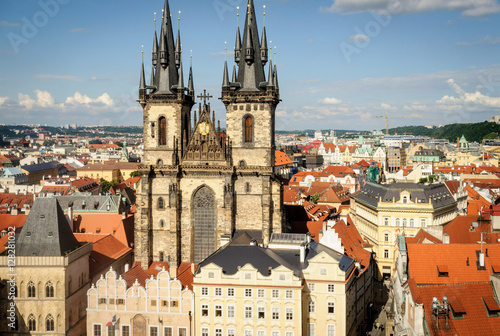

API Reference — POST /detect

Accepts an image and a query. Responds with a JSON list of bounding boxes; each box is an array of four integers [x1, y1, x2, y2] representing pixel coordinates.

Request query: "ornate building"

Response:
[[135, 0, 283, 267]]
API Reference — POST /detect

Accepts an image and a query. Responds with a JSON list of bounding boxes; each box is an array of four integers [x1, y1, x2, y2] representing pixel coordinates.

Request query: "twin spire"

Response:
[[230, 0, 278, 92], [140, 0, 194, 96]]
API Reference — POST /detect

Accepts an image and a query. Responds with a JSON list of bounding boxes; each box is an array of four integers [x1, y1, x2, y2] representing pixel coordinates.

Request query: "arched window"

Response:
[[46, 314, 54, 332], [28, 314, 36, 331], [402, 196, 408, 204], [410, 218, 415, 227], [159, 117, 167, 146], [403, 218, 407, 227], [158, 197, 164, 210], [46, 281, 54, 298], [395, 218, 400, 226], [246, 183, 251, 193], [27, 281, 35, 298], [244, 116, 253, 143], [159, 220, 165, 228], [193, 187, 216, 264], [239, 160, 246, 167]]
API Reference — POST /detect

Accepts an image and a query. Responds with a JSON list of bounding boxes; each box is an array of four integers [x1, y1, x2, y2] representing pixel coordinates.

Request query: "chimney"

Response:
[[250, 239, 257, 246], [170, 265, 178, 279], [191, 263, 195, 274], [67, 202, 74, 231], [124, 263, 129, 273], [442, 232, 450, 244], [300, 244, 306, 263], [122, 211, 126, 220]]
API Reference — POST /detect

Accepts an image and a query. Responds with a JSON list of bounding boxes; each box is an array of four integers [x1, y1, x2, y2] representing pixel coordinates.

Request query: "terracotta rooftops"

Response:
[[407, 244, 500, 285], [275, 150, 293, 166]]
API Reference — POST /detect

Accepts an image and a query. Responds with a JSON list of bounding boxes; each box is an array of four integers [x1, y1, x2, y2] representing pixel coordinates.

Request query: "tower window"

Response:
[[46, 281, 54, 298], [27, 281, 35, 298], [246, 183, 251, 193], [244, 116, 253, 143], [158, 197, 164, 210], [46, 314, 54, 332], [159, 117, 167, 146], [28, 314, 36, 331]]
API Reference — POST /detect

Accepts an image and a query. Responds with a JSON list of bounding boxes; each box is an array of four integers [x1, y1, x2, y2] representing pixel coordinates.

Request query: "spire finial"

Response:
[[190, 50, 193, 67], [263, 5, 266, 27], [237, 6, 240, 25], [178, 10, 181, 29], [154, 12, 157, 30], [225, 41, 227, 61]]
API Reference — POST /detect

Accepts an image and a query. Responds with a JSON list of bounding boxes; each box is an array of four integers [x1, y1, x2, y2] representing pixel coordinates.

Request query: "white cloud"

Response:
[[18, 90, 55, 109], [321, 0, 500, 17], [319, 97, 343, 105], [0, 97, 8, 107], [0, 20, 20, 27], [458, 35, 500, 46], [65, 92, 114, 107], [380, 103, 396, 110], [350, 34, 370, 43], [437, 78, 500, 109]]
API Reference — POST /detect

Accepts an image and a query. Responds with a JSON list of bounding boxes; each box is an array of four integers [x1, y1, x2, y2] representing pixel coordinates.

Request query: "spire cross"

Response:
[[197, 90, 213, 105]]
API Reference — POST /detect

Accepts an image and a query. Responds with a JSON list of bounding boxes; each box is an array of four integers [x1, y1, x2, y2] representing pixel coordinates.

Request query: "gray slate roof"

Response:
[[54, 195, 121, 213], [198, 233, 353, 278], [354, 182, 456, 209], [16, 198, 81, 256], [21, 162, 58, 173]]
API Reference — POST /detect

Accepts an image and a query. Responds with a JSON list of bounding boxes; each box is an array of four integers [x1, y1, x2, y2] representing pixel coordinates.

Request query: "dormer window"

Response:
[[483, 297, 500, 317], [403, 196, 408, 204], [437, 265, 449, 277]]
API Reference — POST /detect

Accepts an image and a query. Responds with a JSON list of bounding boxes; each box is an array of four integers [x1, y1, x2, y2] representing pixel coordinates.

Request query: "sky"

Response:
[[0, 0, 500, 131]]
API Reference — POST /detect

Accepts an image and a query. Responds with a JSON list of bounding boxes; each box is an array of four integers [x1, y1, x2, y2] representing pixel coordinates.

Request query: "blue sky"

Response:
[[0, 0, 500, 131]]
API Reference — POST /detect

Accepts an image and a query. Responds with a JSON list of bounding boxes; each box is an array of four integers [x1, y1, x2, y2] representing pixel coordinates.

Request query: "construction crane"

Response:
[[376, 112, 412, 136]]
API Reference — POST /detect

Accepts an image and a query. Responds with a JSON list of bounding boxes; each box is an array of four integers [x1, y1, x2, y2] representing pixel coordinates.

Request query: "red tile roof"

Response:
[[405, 229, 442, 245], [418, 283, 500, 336], [123, 262, 150, 287], [444, 215, 500, 244], [321, 165, 356, 178], [0, 214, 27, 232], [333, 219, 372, 270], [407, 244, 500, 284], [73, 213, 134, 248], [275, 150, 293, 166]]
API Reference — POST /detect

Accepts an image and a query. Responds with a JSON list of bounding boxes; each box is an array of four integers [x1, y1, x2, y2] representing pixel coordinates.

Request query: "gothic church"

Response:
[[135, 0, 283, 266]]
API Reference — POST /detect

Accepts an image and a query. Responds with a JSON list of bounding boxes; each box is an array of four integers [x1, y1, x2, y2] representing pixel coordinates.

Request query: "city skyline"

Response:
[[0, 0, 499, 130]]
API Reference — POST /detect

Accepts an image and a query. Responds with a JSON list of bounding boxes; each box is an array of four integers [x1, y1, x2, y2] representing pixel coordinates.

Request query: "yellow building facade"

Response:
[[351, 182, 458, 279]]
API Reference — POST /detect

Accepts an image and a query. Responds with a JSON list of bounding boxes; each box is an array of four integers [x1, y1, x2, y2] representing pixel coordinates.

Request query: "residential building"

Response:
[[387, 147, 407, 173], [21, 162, 59, 185], [193, 232, 367, 336], [350, 182, 458, 279]]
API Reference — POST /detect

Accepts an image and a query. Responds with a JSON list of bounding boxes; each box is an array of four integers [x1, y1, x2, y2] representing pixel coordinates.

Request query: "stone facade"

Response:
[[135, 0, 283, 267]]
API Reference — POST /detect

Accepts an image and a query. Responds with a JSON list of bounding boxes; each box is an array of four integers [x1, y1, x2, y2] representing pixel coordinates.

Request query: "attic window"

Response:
[[26, 232, 31, 237], [40, 215, 45, 219], [48, 232, 53, 237], [483, 297, 500, 317], [437, 265, 449, 277]]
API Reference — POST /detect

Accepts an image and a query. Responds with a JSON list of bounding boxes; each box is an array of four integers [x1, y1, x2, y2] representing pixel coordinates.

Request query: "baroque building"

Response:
[[135, 0, 283, 266]]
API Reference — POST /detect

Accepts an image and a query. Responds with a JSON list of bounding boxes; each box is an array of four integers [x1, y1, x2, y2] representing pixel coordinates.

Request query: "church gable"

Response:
[[182, 97, 229, 165]]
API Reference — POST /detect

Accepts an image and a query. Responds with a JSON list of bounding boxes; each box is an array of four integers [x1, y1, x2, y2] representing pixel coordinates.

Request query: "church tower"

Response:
[[135, 0, 283, 268], [221, 0, 283, 243]]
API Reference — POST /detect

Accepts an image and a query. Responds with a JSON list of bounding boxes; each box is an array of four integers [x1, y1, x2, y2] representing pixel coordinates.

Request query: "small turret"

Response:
[[150, 65, 155, 89], [274, 63, 279, 90], [159, 31, 168, 69], [223, 60, 230, 88], [177, 58, 184, 90], [175, 24, 182, 69], [232, 65, 238, 82], [152, 29, 159, 66], [235, 27, 242, 65], [267, 59, 274, 88], [244, 23, 254, 65], [260, 26, 268, 66], [188, 63, 194, 96], [139, 51, 146, 95]]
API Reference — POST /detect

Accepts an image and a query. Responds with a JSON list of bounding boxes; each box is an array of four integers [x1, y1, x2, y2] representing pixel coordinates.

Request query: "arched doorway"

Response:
[[193, 186, 216, 263]]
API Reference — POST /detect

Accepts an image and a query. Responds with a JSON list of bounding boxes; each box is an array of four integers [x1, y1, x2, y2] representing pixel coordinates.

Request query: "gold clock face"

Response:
[[198, 122, 209, 135]]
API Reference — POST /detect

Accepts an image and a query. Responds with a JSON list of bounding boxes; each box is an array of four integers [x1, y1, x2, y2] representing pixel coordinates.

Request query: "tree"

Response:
[[418, 177, 428, 184], [428, 175, 436, 183], [130, 171, 142, 177], [310, 193, 321, 204], [100, 178, 119, 193]]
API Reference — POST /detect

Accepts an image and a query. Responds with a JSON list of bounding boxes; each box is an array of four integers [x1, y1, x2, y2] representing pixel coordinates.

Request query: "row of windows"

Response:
[[307, 300, 336, 314], [383, 217, 427, 227], [202, 329, 294, 336], [201, 304, 295, 320], [94, 325, 187, 336], [22, 281, 54, 298], [153, 116, 254, 146], [307, 283, 335, 293], [23, 314, 54, 332], [201, 287, 297, 298], [308, 324, 335, 336]]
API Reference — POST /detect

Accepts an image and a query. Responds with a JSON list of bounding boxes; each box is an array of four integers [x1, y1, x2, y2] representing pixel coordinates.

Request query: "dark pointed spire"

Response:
[[260, 27, 268, 66], [232, 65, 237, 82], [235, 26, 242, 64], [140, 50, 146, 93], [150, 65, 155, 87], [155, 0, 179, 94], [177, 57, 184, 89], [152, 30, 159, 67], [236, 0, 266, 91], [175, 17, 182, 69], [267, 59, 274, 87], [188, 58, 194, 96], [223, 59, 230, 87], [274, 63, 279, 90]]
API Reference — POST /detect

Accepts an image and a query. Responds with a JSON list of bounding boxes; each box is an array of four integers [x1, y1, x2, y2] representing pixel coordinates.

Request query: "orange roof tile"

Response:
[[123, 262, 150, 287], [333, 219, 372, 270], [407, 244, 500, 284], [73, 213, 134, 247], [444, 215, 500, 244], [0, 214, 27, 231], [321, 165, 356, 178], [418, 283, 500, 336], [274, 150, 293, 166], [405, 229, 442, 244]]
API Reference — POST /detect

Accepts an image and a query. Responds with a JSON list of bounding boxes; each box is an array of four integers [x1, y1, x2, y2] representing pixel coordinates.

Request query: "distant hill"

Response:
[[388, 121, 500, 143]]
